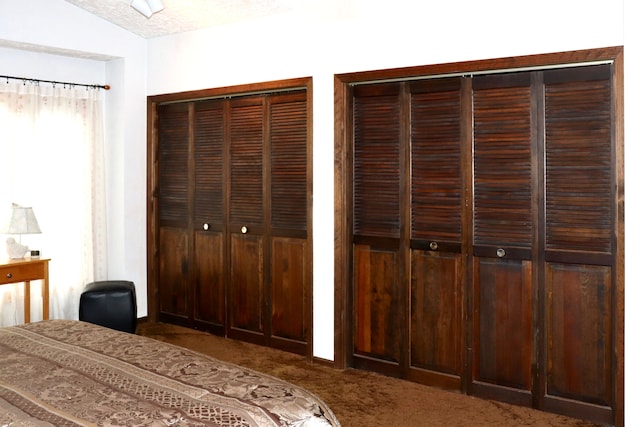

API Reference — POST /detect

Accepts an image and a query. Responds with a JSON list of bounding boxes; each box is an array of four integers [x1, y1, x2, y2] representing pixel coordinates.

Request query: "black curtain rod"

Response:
[[0, 74, 110, 90]]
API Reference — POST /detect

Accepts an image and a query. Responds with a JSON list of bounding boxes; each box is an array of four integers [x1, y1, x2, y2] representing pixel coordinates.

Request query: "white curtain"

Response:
[[0, 80, 107, 327]]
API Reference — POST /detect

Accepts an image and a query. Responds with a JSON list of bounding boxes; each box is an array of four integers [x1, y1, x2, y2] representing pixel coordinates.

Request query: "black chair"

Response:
[[79, 280, 137, 333]]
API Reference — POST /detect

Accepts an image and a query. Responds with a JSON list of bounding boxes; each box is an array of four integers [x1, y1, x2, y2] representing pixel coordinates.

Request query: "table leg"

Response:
[[24, 280, 31, 323], [43, 271, 49, 320]]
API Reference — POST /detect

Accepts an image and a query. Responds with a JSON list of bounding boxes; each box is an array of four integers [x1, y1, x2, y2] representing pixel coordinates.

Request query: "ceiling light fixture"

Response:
[[130, 0, 165, 18]]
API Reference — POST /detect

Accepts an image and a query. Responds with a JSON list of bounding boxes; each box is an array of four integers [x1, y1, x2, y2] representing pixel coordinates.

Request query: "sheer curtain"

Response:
[[0, 81, 107, 326]]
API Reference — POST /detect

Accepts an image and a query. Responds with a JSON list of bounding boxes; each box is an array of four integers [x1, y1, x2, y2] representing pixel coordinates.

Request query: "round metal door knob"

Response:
[[496, 248, 506, 258], [241, 226, 248, 234]]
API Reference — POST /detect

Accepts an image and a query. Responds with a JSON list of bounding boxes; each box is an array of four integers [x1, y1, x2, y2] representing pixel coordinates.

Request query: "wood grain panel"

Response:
[[473, 258, 532, 392], [473, 74, 533, 248], [229, 233, 264, 334], [410, 78, 463, 242], [271, 237, 307, 342], [193, 231, 224, 328], [194, 100, 224, 230], [410, 250, 462, 377], [270, 93, 307, 232], [158, 227, 189, 319], [544, 65, 613, 253], [230, 98, 264, 228], [354, 244, 401, 363], [353, 84, 401, 239], [157, 103, 189, 226], [546, 263, 612, 406]]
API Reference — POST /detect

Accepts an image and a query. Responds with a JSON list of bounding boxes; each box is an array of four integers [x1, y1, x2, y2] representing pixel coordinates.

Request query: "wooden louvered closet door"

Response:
[[350, 62, 616, 424], [541, 65, 614, 423], [155, 89, 310, 356], [157, 102, 190, 323], [408, 78, 464, 389], [471, 72, 536, 405], [352, 79, 465, 385], [352, 83, 403, 376]]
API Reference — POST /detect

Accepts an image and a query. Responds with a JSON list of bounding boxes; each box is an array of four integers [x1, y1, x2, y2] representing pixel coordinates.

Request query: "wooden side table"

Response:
[[0, 258, 50, 323]]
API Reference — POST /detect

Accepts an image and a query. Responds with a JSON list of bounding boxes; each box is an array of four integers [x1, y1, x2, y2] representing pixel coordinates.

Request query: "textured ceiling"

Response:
[[63, 0, 302, 38]]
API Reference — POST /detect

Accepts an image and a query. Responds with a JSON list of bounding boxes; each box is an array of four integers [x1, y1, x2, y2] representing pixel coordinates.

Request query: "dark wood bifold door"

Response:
[[350, 63, 617, 424], [153, 87, 311, 356], [352, 78, 465, 388]]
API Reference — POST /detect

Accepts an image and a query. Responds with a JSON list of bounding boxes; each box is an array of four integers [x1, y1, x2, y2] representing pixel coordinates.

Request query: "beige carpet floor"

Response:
[[137, 322, 602, 427]]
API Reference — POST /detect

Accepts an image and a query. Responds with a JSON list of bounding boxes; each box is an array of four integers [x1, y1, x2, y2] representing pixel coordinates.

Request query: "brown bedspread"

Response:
[[0, 320, 340, 426]]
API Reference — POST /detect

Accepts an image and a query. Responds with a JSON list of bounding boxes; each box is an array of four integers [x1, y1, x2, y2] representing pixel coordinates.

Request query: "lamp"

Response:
[[130, 0, 165, 18], [0, 204, 42, 259]]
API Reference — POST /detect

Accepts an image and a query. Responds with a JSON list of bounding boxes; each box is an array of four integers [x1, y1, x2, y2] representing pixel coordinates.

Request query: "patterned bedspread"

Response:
[[0, 320, 340, 426]]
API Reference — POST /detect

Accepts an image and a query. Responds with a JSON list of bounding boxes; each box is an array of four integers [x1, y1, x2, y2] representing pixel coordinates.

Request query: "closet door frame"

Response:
[[334, 47, 623, 425]]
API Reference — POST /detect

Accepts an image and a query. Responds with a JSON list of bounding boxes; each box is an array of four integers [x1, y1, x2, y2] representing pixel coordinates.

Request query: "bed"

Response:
[[0, 320, 341, 426]]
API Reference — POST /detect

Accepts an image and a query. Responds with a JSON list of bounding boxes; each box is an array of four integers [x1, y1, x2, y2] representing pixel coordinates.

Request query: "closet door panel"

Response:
[[541, 65, 614, 422], [353, 84, 401, 239], [409, 250, 462, 388], [271, 237, 307, 346], [269, 92, 309, 353], [157, 103, 190, 323], [353, 244, 402, 372], [471, 73, 534, 403], [158, 227, 189, 322], [228, 97, 265, 343], [352, 83, 403, 375], [193, 231, 224, 331], [229, 233, 265, 341], [193, 100, 225, 330], [546, 263, 612, 405], [472, 258, 533, 404], [229, 98, 264, 233], [408, 78, 464, 388]]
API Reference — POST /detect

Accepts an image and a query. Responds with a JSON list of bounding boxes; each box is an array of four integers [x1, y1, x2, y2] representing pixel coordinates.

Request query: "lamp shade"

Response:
[[0, 205, 41, 235]]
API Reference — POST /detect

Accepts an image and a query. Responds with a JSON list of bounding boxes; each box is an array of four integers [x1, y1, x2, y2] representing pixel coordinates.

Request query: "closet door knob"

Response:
[[496, 248, 506, 258], [241, 226, 248, 234], [429, 241, 438, 250], [203, 223, 209, 231]]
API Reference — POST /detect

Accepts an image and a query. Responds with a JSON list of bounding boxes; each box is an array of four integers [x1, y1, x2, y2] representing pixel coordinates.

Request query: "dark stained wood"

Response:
[[409, 250, 463, 389], [271, 237, 307, 342], [148, 78, 313, 358], [410, 78, 463, 243], [193, 231, 224, 332], [158, 227, 189, 322], [353, 83, 401, 239], [472, 258, 533, 405], [544, 65, 613, 253], [353, 244, 402, 366], [472, 72, 533, 249], [545, 263, 612, 405], [334, 47, 623, 425], [229, 233, 264, 339]]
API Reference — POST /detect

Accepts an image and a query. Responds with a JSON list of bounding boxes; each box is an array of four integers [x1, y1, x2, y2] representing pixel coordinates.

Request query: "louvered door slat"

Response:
[[473, 74, 533, 248], [158, 103, 189, 226], [410, 78, 462, 242], [271, 93, 307, 231], [230, 99, 264, 226], [194, 100, 224, 228], [544, 66, 612, 253], [353, 84, 401, 238]]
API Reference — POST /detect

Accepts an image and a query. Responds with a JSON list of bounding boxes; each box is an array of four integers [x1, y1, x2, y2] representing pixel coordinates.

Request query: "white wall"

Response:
[[1, 0, 638, 422], [0, 0, 149, 316]]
